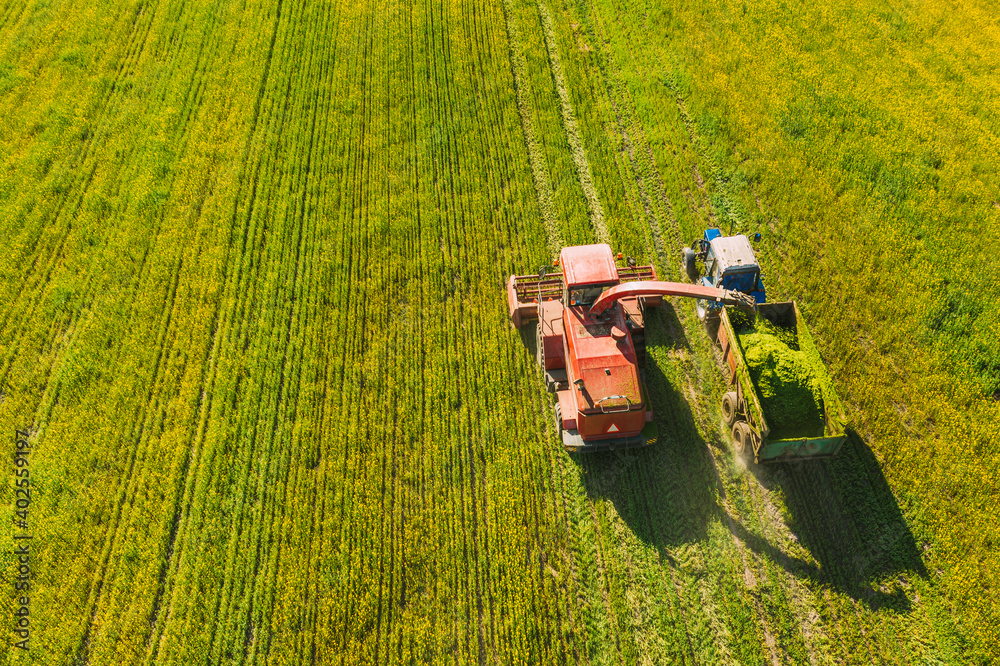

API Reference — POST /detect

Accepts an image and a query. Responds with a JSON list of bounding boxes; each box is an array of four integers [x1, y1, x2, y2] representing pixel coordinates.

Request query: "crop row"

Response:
[[1, 0, 586, 663], [1, 0, 982, 662]]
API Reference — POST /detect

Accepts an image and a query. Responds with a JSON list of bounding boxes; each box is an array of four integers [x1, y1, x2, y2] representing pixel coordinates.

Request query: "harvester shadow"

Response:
[[519, 322, 538, 358], [649, 297, 693, 356], [574, 306, 715, 548], [746, 429, 927, 613]]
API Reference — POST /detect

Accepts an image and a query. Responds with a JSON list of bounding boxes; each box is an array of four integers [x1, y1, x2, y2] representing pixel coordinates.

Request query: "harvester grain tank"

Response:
[[507, 243, 754, 452]]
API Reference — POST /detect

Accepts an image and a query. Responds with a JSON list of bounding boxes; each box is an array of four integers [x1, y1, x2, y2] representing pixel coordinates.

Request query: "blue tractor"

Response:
[[681, 229, 766, 321]]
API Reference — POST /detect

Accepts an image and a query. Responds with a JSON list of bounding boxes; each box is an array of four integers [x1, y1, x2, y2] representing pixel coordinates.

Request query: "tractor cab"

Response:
[[683, 229, 766, 321]]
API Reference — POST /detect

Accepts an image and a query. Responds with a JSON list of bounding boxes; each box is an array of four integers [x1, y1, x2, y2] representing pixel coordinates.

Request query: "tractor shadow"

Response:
[[744, 429, 927, 612], [572, 304, 925, 612]]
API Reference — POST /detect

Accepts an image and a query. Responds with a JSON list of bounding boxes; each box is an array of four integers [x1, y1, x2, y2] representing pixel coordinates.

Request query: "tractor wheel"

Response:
[[681, 248, 698, 282], [732, 421, 752, 455], [554, 403, 563, 440], [721, 392, 739, 426]]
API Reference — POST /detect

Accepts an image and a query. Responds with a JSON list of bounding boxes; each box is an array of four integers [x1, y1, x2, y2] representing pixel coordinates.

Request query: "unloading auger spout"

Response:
[[588, 280, 757, 317]]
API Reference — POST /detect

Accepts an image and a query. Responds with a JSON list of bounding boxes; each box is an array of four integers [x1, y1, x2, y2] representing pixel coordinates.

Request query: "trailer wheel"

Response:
[[732, 421, 751, 455], [554, 403, 563, 440], [721, 392, 738, 426]]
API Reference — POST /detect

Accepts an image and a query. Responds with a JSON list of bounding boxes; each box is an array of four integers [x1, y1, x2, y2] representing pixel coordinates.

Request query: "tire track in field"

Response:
[[80, 2, 237, 629], [499, 0, 562, 253], [458, 0, 531, 657], [656, 82, 847, 666], [465, 0, 574, 654], [782, 465, 887, 663], [570, 0, 714, 245], [198, 1, 313, 660], [779, 469, 862, 660], [0, 0, 172, 439], [11, 3, 228, 659], [437, 9, 480, 659], [639, 476, 700, 662], [533, 5, 716, 660], [74, 254, 186, 666], [434, 1, 552, 656], [267, 0, 342, 660], [565, 3, 855, 659], [738, 470, 829, 665], [57, 5, 241, 660], [304, 1, 361, 659], [269, 0, 361, 658], [535, 0, 608, 245], [323, 19, 358, 647], [576, 27, 683, 256], [0, 1, 27, 32], [602, 0, 735, 236], [0, 0, 161, 336], [565, 1, 683, 254], [373, 6, 403, 658], [549, 450, 591, 664], [235, 0, 332, 656], [324, 4, 380, 654], [500, 0, 625, 654]]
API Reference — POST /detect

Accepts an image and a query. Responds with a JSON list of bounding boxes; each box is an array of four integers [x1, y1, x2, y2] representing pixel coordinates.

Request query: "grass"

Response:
[[588, 0, 999, 657], [0, 0, 992, 663]]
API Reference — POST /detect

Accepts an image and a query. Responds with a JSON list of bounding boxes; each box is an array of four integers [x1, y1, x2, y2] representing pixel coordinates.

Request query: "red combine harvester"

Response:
[[507, 243, 755, 452]]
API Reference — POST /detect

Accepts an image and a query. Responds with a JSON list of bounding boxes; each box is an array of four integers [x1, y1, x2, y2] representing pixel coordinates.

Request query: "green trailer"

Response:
[[716, 301, 847, 463]]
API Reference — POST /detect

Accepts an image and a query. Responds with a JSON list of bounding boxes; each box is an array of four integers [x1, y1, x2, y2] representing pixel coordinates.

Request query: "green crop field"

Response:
[[1, 0, 997, 663]]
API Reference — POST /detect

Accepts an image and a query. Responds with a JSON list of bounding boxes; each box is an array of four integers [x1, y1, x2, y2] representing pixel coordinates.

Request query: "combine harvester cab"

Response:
[[507, 244, 660, 452]]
